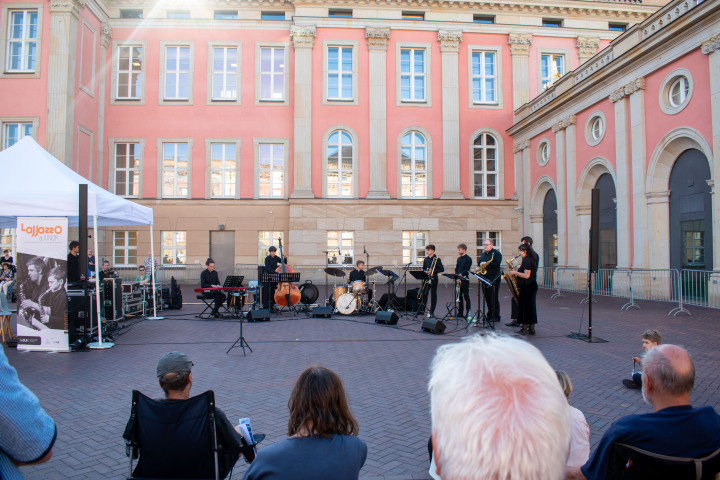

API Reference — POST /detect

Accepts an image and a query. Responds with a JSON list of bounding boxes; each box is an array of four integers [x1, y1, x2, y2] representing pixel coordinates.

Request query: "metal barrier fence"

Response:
[[680, 270, 720, 310]]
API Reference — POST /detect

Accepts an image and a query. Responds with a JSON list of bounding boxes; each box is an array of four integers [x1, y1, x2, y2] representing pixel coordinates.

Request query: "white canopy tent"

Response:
[[0, 137, 160, 349]]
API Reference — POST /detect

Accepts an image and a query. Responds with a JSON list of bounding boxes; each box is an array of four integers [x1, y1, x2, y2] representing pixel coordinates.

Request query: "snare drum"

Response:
[[351, 280, 366, 293], [336, 293, 358, 315], [333, 286, 347, 302]]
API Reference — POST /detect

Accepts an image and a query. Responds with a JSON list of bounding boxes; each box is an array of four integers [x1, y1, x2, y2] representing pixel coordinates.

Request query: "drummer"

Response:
[[348, 260, 372, 301]]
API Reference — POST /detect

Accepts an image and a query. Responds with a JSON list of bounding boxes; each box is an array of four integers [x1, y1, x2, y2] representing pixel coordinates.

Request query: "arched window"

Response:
[[400, 131, 427, 198], [326, 130, 353, 197], [473, 133, 498, 198]]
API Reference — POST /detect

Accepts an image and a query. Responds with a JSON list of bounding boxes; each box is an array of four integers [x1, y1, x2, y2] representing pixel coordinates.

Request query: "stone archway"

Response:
[[575, 158, 617, 268], [529, 176, 557, 268]]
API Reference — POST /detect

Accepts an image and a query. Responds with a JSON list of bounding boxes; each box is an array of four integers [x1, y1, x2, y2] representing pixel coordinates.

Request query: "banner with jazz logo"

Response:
[[15, 217, 69, 352]]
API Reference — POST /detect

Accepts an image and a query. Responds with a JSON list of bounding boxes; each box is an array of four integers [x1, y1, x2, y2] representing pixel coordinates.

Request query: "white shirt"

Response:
[[567, 405, 590, 468]]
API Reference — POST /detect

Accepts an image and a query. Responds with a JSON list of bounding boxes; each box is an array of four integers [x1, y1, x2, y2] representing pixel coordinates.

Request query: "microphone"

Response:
[[363, 245, 367, 255]]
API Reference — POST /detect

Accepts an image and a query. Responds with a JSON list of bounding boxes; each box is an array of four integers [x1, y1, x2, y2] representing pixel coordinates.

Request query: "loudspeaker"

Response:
[[421, 318, 446, 334], [247, 309, 271, 322], [375, 311, 398, 325], [312, 306, 333, 318], [589, 188, 600, 273]]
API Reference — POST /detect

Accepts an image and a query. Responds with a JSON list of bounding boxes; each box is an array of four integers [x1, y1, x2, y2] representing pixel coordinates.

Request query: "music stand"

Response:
[[276, 272, 301, 315], [441, 273, 465, 323], [223, 276, 244, 288], [226, 310, 252, 356], [468, 272, 494, 330], [410, 270, 430, 317], [260, 272, 279, 311]]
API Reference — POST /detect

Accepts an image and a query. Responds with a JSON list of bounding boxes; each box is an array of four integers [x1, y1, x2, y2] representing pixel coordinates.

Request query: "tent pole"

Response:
[[88, 217, 113, 349], [147, 226, 163, 320]]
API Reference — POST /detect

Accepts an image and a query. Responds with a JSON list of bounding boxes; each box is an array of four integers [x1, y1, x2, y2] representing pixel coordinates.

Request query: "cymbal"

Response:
[[324, 267, 346, 277], [366, 266, 381, 276]]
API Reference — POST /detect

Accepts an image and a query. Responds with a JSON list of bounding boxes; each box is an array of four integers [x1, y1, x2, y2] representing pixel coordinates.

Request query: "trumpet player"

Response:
[[476, 239, 502, 324], [421, 245, 444, 317], [455, 244, 472, 319]]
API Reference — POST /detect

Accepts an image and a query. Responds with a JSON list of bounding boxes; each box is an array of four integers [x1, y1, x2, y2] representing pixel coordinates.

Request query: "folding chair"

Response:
[[608, 442, 720, 480], [123, 390, 246, 480]]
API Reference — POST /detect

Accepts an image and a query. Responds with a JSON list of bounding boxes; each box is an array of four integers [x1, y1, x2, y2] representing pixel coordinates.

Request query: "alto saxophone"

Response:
[[18, 282, 41, 324], [474, 253, 494, 276], [503, 255, 521, 303]]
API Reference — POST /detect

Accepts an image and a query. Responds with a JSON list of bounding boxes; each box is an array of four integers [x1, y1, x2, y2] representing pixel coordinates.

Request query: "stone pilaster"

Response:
[[626, 77, 648, 268], [564, 116, 578, 267], [366, 27, 391, 199], [290, 25, 316, 198], [552, 119, 568, 266], [609, 87, 631, 269], [576, 37, 600, 65], [46, 0, 84, 166], [529, 214, 544, 268], [513, 139, 530, 235], [508, 33, 532, 110], [96, 23, 111, 186], [646, 191, 671, 269], [575, 205, 592, 269], [438, 30, 463, 199], [702, 34, 720, 269]]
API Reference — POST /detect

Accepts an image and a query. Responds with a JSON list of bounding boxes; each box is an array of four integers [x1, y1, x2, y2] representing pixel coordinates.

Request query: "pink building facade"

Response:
[[0, 0, 673, 276]]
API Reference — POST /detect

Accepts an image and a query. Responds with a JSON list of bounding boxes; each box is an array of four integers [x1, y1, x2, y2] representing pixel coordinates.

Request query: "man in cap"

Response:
[[154, 352, 255, 473]]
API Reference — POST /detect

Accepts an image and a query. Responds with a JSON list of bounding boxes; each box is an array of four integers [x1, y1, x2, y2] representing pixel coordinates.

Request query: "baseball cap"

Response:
[[157, 351, 193, 378]]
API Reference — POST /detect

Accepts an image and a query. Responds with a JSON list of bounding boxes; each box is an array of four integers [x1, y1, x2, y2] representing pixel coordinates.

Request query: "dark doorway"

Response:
[[669, 149, 712, 302], [595, 173, 617, 293], [543, 189, 558, 285]]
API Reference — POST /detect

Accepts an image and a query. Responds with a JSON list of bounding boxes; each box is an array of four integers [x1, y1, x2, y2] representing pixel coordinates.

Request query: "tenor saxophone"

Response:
[[503, 255, 521, 303]]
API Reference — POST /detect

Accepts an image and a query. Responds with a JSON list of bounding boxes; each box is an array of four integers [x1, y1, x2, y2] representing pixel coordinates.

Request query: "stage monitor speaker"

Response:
[[247, 309, 271, 322], [312, 306, 333, 318], [375, 311, 398, 325], [589, 188, 600, 274], [421, 318, 446, 334]]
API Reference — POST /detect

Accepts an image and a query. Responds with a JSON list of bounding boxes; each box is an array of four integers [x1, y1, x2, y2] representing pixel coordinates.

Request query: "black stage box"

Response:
[[375, 311, 399, 325], [421, 318, 446, 334]]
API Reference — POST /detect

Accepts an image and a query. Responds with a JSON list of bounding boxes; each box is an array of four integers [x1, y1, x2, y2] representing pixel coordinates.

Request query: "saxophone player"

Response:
[[421, 245, 444, 317], [477, 239, 502, 323]]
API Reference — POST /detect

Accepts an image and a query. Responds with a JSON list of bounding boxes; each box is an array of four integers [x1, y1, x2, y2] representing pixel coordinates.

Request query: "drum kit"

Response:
[[323, 266, 383, 315]]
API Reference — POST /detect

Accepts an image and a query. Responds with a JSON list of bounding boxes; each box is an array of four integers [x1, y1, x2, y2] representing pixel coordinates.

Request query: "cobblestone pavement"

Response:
[[5, 283, 720, 479]]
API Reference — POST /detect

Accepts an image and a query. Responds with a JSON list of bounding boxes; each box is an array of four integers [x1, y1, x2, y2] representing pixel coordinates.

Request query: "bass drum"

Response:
[[336, 293, 358, 315], [299, 282, 319, 304]]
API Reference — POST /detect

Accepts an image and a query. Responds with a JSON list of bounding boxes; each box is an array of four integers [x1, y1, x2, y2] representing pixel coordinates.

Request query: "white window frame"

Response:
[[476, 231, 502, 262], [397, 126, 432, 199], [584, 111, 606, 147], [205, 138, 241, 199], [159, 42, 194, 104], [1, 5, 42, 77], [207, 42, 241, 104], [322, 41, 358, 104], [111, 41, 146, 104], [113, 231, 138, 267], [255, 43, 289, 105], [402, 231, 429, 266], [659, 68, 693, 115], [327, 231, 354, 266], [470, 128, 503, 199], [322, 126, 358, 198], [258, 231, 284, 264], [0, 116, 37, 149], [468, 45, 502, 109], [397, 44, 431, 105], [537, 138, 551, 166], [254, 138, 289, 199], [538, 50, 567, 91], [161, 231, 187, 265], [109, 138, 144, 199], [157, 138, 193, 199]]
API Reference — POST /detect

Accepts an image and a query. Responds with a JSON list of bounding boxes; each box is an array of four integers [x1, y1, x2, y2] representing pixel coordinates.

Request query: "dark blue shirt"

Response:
[[582, 405, 720, 479], [243, 434, 367, 480]]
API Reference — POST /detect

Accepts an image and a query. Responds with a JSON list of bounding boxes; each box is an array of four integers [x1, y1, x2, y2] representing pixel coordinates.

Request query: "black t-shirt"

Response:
[[200, 269, 221, 288], [518, 256, 537, 284], [478, 248, 502, 280], [264, 255, 282, 275], [67, 253, 80, 282], [455, 254, 472, 279], [348, 269, 366, 283]]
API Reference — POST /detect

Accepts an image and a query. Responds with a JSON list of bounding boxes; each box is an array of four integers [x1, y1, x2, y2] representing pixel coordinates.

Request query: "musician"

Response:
[[422, 245, 444, 317], [508, 236, 539, 327], [67, 240, 81, 282], [477, 239, 502, 323], [262, 246, 282, 309], [200, 258, 226, 318], [507, 244, 538, 335], [38, 267, 67, 330], [348, 260, 372, 302], [17, 256, 48, 330], [455, 244, 472, 319], [98, 260, 117, 281]]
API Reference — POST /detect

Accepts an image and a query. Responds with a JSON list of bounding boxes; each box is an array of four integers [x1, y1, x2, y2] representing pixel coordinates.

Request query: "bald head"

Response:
[[643, 344, 695, 396]]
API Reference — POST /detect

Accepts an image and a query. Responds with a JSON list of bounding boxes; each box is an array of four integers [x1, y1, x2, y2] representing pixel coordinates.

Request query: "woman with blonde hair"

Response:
[[244, 366, 367, 479]]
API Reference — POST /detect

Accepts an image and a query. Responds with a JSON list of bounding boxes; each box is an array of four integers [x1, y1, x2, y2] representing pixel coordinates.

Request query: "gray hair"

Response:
[[643, 345, 694, 395], [429, 334, 570, 480]]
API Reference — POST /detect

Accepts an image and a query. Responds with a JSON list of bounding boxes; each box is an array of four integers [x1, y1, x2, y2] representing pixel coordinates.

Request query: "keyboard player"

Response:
[[200, 258, 226, 318]]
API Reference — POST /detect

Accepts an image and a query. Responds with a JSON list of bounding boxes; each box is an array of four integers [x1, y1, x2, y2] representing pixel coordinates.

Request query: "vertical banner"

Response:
[[15, 217, 69, 352]]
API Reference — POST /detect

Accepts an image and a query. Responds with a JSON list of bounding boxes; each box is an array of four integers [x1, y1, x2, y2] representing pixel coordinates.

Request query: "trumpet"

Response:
[[474, 253, 494, 276], [503, 255, 521, 303]]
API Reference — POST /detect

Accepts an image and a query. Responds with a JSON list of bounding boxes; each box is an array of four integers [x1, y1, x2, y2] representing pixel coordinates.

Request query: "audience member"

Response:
[[1, 249, 13, 267], [623, 329, 661, 389], [556, 370, 590, 469], [0, 262, 13, 296], [87, 249, 95, 276], [67, 240, 80, 282], [135, 266, 151, 284], [98, 261, 116, 281], [143, 252, 158, 275], [0, 344, 56, 478], [569, 344, 720, 480], [429, 334, 570, 480], [244, 366, 367, 480]]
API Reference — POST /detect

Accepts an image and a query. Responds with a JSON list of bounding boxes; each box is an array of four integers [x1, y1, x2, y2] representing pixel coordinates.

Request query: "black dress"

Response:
[[517, 256, 538, 325]]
